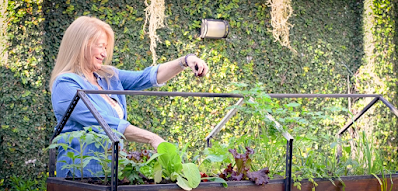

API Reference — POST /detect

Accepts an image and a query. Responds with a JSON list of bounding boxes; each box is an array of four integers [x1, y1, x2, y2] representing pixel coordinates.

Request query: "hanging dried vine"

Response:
[[267, 0, 295, 52], [143, 0, 166, 65]]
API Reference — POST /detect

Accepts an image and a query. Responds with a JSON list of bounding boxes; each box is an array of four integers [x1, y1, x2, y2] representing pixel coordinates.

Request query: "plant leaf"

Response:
[[203, 155, 225, 163], [154, 161, 162, 183], [85, 133, 95, 144], [182, 163, 201, 188], [157, 142, 181, 175], [201, 177, 228, 188], [171, 154, 183, 173], [139, 165, 153, 179], [171, 172, 180, 182], [66, 151, 75, 159], [157, 142, 178, 155], [176, 175, 192, 191], [145, 153, 163, 165], [246, 167, 270, 185], [82, 159, 91, 168], [285, 102, 300, 108]]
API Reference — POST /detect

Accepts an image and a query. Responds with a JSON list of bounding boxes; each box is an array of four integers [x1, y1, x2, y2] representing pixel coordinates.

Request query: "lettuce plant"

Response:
[[219, 147, 270, 185], [144, 142, 201, 190]]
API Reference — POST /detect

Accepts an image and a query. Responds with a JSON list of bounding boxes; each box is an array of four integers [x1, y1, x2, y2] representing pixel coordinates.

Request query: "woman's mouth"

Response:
[[96, 57, 103, 61]]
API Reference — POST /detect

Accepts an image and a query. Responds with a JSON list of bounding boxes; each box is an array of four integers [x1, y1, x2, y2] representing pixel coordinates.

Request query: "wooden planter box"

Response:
[[47, 174, 398, 191]]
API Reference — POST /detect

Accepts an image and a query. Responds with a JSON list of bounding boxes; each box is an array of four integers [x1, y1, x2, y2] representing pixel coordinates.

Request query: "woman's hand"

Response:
[[186, 55, 209, 77], [150, 136, 166, 150]]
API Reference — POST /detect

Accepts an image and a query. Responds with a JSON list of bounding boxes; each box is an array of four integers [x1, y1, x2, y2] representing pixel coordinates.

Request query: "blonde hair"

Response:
[[49, 16, 116, 90]]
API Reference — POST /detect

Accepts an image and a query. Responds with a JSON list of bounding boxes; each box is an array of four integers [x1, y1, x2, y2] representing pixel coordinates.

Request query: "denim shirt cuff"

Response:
[[117, 120, 130, 136], [150, 65, 166, 87]]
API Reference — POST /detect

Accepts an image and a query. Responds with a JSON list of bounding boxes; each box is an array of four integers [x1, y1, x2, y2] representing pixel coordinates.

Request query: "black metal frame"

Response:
[[205, 97, 295, 190], [49, 90, 243, 191], [337, 96, 398, 135], [49, 90, 398, 191]]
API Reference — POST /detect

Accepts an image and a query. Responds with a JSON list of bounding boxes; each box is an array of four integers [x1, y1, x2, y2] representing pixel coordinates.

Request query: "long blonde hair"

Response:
[[49, 16, 116, 90]]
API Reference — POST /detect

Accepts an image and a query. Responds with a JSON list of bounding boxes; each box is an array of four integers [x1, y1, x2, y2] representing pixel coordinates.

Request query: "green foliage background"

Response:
[[355, 0, 398, 149], [0, 0, 397, 188]]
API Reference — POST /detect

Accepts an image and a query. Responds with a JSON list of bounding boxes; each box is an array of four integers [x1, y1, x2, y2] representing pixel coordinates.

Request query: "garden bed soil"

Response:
[[47, 174, 398, 191]]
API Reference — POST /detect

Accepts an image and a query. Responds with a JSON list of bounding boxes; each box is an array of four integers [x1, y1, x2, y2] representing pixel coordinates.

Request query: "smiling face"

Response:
[[84, 32, 108, 73]]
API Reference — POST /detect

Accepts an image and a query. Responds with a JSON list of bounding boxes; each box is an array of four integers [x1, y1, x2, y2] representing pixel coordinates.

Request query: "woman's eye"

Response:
[[97, 45, 107, 49]]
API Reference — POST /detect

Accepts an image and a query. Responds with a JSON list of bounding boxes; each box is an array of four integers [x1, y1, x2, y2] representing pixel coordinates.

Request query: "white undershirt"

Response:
[[98, 86, 124, 119]]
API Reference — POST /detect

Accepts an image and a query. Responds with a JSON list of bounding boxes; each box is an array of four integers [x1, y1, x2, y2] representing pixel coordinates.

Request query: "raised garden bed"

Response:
[[47, 90, 398, 191], [47, 174, 398, 191]]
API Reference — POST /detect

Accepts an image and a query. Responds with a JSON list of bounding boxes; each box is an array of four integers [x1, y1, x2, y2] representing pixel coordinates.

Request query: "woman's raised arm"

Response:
[[156, 54, 209, 84]]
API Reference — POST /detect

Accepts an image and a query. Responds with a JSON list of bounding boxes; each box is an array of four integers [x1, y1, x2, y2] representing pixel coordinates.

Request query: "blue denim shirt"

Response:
[[51, 66, 163, 177]]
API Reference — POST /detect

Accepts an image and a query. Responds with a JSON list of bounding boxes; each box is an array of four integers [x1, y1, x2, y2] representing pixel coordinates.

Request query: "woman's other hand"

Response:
[[150, 136, 166, 150], [124, 125, 166, 150]]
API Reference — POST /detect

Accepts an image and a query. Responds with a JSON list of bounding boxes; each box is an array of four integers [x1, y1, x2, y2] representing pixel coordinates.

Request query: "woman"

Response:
[[50, 16, 208, 177]]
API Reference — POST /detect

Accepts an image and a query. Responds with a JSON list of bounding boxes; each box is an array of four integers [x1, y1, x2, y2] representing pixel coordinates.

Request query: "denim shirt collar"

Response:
[[93, 72, 102, 79]]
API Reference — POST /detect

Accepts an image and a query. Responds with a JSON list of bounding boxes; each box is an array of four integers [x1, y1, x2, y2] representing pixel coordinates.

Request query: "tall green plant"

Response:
[[86, 127, 125, 184], [48, 127, 98, 180]]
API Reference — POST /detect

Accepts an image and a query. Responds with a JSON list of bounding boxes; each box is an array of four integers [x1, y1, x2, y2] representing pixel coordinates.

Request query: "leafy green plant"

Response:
[[199, 141, 233, 175], [48, 127, 98, 180], [9, 174, 48, 191], [227, 82, 300, 178], [247, 128, 286, 178], [119, 150, 152, 185], [144, 142, 201, 190], [372, 170, 394, 191], [48, 126, 127, 182], [226, 83, 397, 190], [48, 126, 157, 185], [10, 176, 36, 191], [86, 127, 126, 185]]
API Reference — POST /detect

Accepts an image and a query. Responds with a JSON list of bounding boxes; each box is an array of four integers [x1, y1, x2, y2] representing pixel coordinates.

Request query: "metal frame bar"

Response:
[[81, 90, 244, 98], [338, 96, 398, 135], [77, 91, 120, 190], [337, 97, 379, 135], [49, 92, 80, 177], [285, 139, 293, 191], [379, 96, 398, 117], [206, 98, 244, 147], [77, 91, 120, 142], [49, 90, 398, 191]]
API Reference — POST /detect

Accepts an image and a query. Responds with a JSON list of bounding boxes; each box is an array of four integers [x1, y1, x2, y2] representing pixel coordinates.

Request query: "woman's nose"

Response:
[[100, 51, 107, 58]]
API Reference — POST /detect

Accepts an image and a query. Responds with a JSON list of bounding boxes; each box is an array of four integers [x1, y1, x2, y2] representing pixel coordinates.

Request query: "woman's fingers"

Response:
[[151, 136, 166, 150], [188, 56, 208, 77], [200, 62, 209, 77]]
